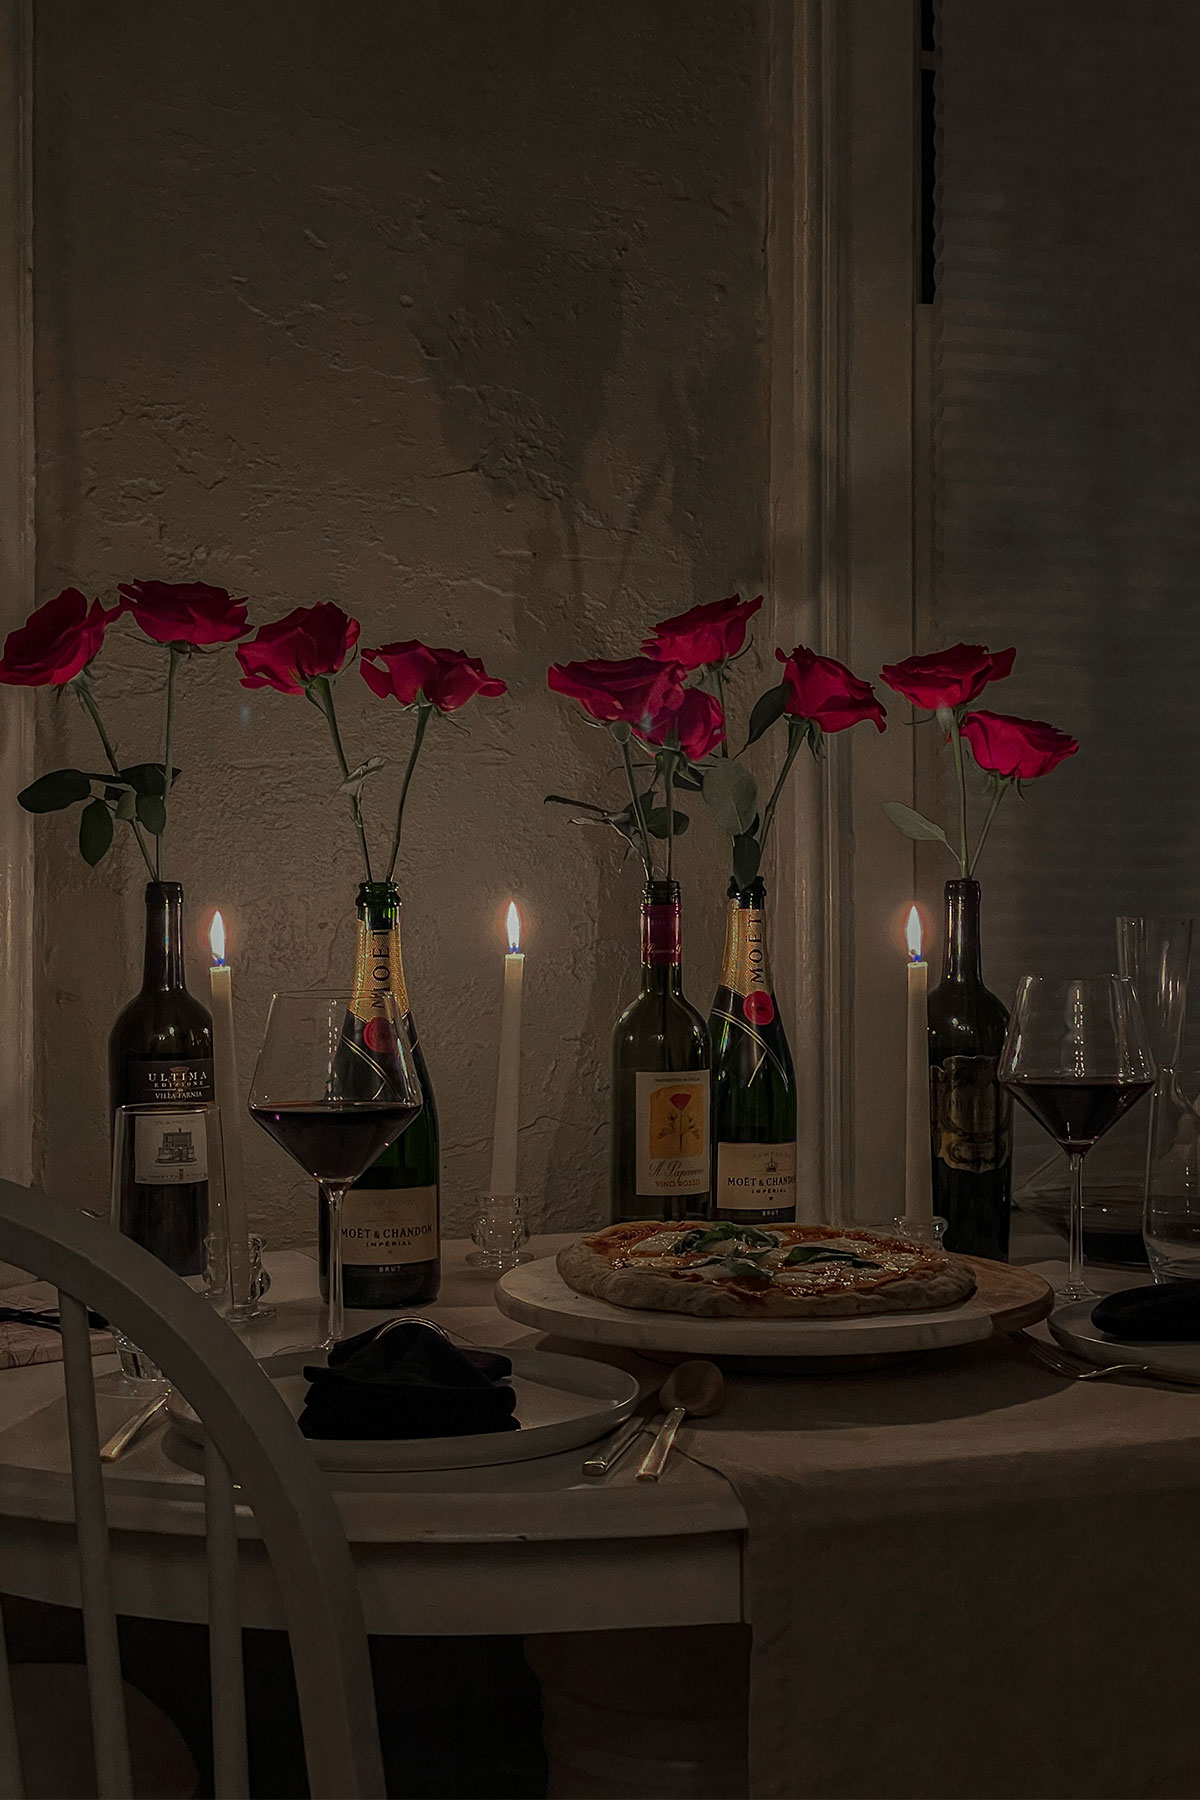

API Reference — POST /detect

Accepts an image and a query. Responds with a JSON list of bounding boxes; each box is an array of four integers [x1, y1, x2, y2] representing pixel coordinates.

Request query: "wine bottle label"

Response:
[[134, 1111, 209, 1186], [351, 918, 410, 1021], [642, 903, 681, 966], [338, 1186, 438, 1266], [932, 1055, 1011, 1173], [715, 1141, 797, 1211], [125, 1057, 214, 1106], [635, 1071, 710, 1195]]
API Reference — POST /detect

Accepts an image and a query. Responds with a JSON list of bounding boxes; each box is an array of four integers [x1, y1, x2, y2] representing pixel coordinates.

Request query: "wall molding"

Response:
[[767, 0, 918, 1220], [0, 0, 35, 1187]]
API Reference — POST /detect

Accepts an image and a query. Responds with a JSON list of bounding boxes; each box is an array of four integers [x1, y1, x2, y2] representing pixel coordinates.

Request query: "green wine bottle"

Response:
[[611, 879, 712, 1223], [709, 878, 798, 1223], [318, 881, 441, 1307]]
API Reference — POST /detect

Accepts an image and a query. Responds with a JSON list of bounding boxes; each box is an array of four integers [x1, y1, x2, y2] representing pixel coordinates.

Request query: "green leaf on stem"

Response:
[[544, 795, 612, 815], [338, 755, 387, 797], [643, 806, 690, 839], [120, 762, 180, 796], [136, 793, 167, 835], [882, 801, 950, 844], [702, 758, 758, 836], [17, 769, 91, 813], [746, 682, 789, 747], [673, 768, 704, 793], [111, 789, 138, 822], [732, 832, 761, 889], [78, 798, 114, 866]]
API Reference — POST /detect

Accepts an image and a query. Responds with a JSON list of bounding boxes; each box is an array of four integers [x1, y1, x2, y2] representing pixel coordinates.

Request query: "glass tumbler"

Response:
[[1116, 916, 1194, 1272]]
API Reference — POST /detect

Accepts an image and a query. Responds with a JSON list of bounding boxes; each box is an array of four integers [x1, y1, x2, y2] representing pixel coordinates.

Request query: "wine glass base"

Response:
[[1055, 1280, 1099, 1305], [465, 1249, 534, 1270]]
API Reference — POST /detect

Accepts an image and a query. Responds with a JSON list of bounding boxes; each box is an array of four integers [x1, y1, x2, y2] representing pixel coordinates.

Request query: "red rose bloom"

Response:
[[880, 642, 1016, 711], [361, 641, 507, 712], [776, 645, 887, 733], [643, 593, 763, 670], [237, 603, 361, 694], [118, 580, 249, 648], [960, 710, 1079, 781], [639, 687, 727, 760], [0, 587, 114, 687], [548, 656, 686, 738]]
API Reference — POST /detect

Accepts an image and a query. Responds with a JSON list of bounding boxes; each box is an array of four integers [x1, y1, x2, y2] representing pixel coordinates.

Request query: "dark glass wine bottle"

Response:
[[928, 878, 1013, 1258], [611, 879, 712, 1223], [108, 881, 214, 1277], [318, 881, 441, 1307], [709, 879, 798, 1223]]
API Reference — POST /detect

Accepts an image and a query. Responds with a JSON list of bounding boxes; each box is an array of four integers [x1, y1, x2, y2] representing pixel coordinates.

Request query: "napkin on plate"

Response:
[[1091, 1283, 1200, 1342], [299, 1320, 519, 1440]]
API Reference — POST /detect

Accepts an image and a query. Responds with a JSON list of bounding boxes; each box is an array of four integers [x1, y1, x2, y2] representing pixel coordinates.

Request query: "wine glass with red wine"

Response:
[[999, 976, 1156, 1302], [249, 990, 421, 1348]]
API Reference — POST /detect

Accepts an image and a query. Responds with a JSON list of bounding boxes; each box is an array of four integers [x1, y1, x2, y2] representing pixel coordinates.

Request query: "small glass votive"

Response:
[[466, 1195, 533, 1271], [892, 1213, 948, 1250]]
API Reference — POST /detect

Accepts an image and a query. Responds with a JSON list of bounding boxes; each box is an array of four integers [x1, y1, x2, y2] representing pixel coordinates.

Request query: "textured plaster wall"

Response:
[[32, 1, 767, 1243]]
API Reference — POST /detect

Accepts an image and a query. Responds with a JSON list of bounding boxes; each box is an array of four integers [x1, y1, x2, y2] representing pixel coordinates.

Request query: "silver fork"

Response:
[[1015, 1331, 1197, 1385]]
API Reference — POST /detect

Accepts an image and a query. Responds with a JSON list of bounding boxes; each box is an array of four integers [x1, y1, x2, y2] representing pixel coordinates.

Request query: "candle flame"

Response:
[[506, 902, 521, 953], [905, 905, 922, 961], [210, 910, 227, 965]]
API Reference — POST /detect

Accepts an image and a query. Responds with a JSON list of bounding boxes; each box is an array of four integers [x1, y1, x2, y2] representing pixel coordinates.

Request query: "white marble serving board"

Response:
[[166, 1346, 639, 1472], [496, 1253, 1049, 1359], [1050, 1300, 1200, 1384]]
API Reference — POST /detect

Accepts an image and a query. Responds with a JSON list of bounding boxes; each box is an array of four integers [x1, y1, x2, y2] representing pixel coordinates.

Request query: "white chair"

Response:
[[0, 1177, 385, 1800]]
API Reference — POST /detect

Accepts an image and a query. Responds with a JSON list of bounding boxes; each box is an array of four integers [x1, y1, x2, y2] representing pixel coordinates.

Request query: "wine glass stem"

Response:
[[322, 1183, 347, 1347], [1067, 1151, 1086, 1293]]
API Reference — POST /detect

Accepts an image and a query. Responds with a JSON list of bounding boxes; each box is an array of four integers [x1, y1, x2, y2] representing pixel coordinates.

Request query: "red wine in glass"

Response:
[[1005, 1079, 1154, 1156], [250, 1103, 420, 1187]]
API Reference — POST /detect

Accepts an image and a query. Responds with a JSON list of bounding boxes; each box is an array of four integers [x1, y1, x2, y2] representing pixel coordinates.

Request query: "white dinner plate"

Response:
[[166, 1346, 639, 1473], [1050, 1300, 1200, 1385], [496, 1251, 1052, 1360]]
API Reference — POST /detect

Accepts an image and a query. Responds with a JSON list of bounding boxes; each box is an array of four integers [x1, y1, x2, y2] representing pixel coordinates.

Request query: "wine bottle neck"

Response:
[[641, 881, 683, 995], [141, 882, 187, 992], [942, 879, 983, 984], [720, 879, 772, 996], [353, 881, 410, 1019]]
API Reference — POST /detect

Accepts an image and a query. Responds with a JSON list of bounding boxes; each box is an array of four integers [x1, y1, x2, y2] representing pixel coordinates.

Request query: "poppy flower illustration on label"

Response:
[[635, 1070, 710, 1195]]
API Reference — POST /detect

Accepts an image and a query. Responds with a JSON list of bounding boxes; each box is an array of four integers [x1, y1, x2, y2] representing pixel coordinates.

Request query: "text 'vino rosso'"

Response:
[[317, 881, 441, 1308], [709, 879, 797, 1223], [611, 880, 712, 1223], [108, 881, 214, 1278]]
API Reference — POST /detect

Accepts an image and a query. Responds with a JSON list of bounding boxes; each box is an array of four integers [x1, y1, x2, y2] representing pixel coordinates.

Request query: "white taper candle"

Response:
[[488, 903, 525, 1199], [208, 912, 253, 1307], [904, 905, 934, 1230]]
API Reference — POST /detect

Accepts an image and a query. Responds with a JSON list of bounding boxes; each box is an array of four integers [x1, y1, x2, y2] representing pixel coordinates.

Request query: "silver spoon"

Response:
[[636, 1360, 724, 1481]]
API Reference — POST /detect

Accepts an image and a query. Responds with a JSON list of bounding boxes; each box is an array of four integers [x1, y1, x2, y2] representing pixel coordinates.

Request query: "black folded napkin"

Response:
[[1091, 1283, 1200, 1342], [298, 1320, 518, 1440]]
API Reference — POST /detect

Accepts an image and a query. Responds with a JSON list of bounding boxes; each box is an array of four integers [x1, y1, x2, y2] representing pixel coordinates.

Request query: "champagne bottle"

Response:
[[108, 881, 214, 1277], [709, 878, 798, 1223], [318, 880, 441, 1307], [928, 878, 1013, 1258], [611, 879, 712, 1222]]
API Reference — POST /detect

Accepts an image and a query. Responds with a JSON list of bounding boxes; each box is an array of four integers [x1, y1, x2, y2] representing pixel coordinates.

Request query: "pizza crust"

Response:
[[557, 1222, 977, 1318]]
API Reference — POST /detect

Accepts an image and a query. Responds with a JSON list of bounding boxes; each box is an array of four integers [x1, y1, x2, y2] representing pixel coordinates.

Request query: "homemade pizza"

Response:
[[557, 1221, 977, 1318]]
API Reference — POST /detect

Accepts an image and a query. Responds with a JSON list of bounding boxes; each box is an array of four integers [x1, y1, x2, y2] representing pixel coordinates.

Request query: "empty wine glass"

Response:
[[249, 991, 421, 1348], [999, 977, 1155, 1303]]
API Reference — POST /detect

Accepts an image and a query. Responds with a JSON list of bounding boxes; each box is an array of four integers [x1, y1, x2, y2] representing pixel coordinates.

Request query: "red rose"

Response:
[[960, 710, 1079, 781], [361, 641, 506, 713], [638, 687, 727, 760], [548, 655, 685, 738], [643, 593, 763, 670], [775, 645, 887, 733], [118, 579, 249, 648], [880, 642, 1016, 711], [237, 603, 361, 694], [0, 587, 114, 687]]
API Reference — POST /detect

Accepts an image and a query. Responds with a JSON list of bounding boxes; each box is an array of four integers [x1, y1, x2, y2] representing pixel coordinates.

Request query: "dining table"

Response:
[[2, 1222, 1200, 1799]]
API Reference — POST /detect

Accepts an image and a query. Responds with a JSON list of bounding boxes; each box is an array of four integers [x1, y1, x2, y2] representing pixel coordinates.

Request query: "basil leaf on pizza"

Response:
[[557, 1222, 977, 1319]]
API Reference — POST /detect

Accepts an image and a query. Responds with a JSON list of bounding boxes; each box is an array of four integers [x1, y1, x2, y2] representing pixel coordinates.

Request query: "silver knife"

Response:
[[583, 1413, 651, 1477], [100, 1391, 170, 1463]]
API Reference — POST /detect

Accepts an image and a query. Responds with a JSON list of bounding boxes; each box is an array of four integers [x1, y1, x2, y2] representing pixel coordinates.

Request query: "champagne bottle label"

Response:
[[635, 1071, 710, 1195], [125, 1057, 214, 1106], [716, 1141, 797, 1211], [134, 1111, 210, 1186], [338, 1186, 437, 1266], [932, 1055, 1010, 1173], [351, 918, 410, 1020]]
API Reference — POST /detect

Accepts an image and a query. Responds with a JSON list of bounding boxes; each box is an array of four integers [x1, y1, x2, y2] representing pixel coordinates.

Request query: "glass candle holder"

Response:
[[466, 1194, 533, 1271]]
